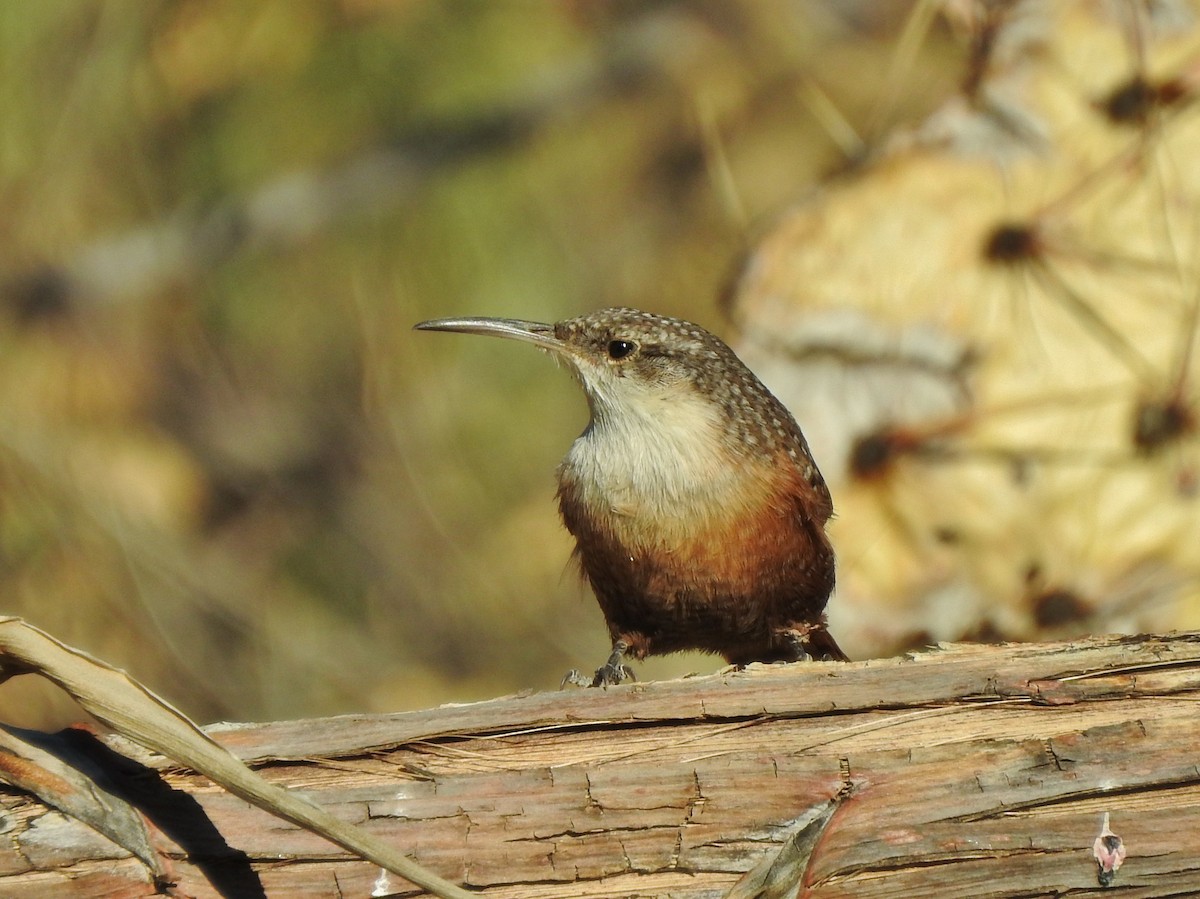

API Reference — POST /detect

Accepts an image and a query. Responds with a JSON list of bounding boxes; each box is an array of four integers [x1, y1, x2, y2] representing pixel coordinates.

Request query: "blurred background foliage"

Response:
[[0, 1, 1196, 729]]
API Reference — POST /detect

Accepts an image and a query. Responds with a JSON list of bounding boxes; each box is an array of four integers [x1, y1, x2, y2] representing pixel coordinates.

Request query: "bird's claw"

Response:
[[561, 640, 636, 688], [592, 639, 635, 687], [560, 668, 591, 689], [591, 661, 635, 688]]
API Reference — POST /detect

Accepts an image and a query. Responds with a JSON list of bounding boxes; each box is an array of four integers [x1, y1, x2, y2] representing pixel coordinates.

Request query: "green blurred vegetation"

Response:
[[0, 1, 961, 727]]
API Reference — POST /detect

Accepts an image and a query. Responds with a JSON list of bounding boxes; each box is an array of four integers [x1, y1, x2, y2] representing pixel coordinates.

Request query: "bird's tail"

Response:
[[805, 618, 851, 662]]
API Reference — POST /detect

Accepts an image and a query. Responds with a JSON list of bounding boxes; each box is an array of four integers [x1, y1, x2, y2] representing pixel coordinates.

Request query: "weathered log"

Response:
[[3, 633, 1199, 897]]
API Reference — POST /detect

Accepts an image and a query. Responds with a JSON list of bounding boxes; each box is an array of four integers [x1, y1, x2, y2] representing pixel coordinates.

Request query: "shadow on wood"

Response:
[[3, 633, 1199, 897]]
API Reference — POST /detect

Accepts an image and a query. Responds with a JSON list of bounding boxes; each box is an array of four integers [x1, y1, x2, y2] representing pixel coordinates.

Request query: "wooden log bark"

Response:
[[2, 633, 1199, 897]]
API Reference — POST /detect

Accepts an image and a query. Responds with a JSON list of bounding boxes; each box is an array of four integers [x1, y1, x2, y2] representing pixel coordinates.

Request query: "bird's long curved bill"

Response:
[[414, 317, 565, 354]]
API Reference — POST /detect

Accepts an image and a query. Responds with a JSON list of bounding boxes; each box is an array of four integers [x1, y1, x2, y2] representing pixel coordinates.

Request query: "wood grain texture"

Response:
[[3, 633, 1199, 897]]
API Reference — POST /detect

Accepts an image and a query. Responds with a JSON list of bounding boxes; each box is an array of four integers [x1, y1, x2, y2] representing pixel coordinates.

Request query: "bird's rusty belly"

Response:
[[569, 497, 833, 658]]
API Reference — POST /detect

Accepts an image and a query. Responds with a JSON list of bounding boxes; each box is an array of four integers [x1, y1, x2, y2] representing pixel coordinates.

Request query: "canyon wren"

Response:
[[416, 307, 848, 685]]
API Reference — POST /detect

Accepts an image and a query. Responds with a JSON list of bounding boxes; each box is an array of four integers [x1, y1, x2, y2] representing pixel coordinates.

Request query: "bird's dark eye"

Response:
[[607, 339, 636, 360]]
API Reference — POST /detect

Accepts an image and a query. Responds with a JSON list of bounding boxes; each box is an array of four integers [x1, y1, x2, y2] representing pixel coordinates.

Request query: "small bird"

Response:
[[416, 307, 847, 685]]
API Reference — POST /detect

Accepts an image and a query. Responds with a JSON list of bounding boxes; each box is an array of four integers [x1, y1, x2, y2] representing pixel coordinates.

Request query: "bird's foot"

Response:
[[560, 668, 592, 688], [561, 640, 636, 688], [592, 662, 635, 688]]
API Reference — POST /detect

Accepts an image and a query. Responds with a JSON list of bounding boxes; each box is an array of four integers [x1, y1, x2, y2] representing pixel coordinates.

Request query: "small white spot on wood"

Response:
[[371, 867, 391, 897]]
